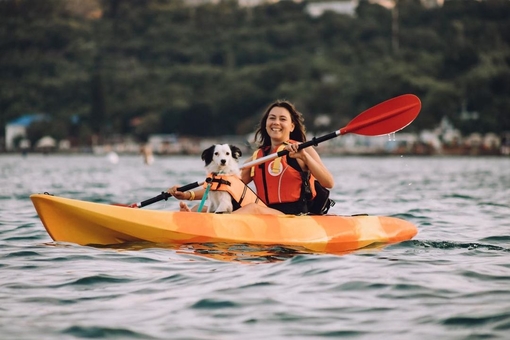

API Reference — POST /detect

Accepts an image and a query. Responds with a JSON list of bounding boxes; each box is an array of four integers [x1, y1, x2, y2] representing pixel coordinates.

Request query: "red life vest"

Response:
[[203, 173, 266, 210], [250, 142, 317, 207]]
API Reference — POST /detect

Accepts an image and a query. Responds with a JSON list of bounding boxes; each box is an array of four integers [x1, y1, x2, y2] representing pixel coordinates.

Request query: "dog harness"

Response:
[[203, 173, 266, 210], [250, 142, 318, 214]]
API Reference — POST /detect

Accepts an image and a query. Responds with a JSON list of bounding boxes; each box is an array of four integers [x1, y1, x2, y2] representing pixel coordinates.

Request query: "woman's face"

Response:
[[265, 106, 295, 144]]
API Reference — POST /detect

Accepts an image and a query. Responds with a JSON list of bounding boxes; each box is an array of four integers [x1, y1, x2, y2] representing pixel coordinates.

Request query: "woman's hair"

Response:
[[254, 100, 307, 147]]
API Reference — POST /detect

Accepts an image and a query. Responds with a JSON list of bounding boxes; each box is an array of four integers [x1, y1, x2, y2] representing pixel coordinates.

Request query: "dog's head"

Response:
[[201, 144, 242, 174]]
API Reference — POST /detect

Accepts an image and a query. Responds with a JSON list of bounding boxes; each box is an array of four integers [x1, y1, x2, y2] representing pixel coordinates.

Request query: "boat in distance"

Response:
[[30, 193, 418, 253]]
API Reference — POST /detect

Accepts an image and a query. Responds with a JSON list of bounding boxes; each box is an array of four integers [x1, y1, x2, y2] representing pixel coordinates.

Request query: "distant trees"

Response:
[[1, 0, 509, 146]]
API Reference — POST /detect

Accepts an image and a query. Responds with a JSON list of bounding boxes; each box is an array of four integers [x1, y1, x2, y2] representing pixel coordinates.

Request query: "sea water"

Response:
[[1, 154, 509, 339]]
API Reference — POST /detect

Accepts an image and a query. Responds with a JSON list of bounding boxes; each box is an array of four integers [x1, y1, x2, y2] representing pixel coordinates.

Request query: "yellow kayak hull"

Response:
[[30, 193, 418, 253]]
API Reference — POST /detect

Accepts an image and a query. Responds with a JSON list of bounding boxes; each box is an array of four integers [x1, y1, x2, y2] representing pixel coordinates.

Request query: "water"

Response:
[[1, 154, 510, 339]]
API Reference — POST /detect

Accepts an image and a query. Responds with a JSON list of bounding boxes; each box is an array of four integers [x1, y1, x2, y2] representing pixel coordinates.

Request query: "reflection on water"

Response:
[[92, 241, 315, 263], [90, 241, 390, 263]]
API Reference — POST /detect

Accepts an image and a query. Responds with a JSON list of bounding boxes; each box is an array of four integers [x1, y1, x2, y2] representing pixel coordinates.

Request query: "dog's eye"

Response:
[[214, 152, 219, 156], [226, 152, 230, 156]]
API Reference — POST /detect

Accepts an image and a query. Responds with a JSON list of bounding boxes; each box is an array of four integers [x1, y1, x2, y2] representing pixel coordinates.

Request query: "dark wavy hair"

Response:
[[254, 100, 307, 147]]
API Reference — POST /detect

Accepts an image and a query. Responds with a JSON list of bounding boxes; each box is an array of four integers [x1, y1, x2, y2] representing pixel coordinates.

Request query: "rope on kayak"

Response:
[[197, 183, 211, 212], [197, 170, 224, 212]]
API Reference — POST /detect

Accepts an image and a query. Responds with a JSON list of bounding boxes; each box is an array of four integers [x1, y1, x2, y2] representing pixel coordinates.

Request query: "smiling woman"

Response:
[[238, 100, 335, 215]]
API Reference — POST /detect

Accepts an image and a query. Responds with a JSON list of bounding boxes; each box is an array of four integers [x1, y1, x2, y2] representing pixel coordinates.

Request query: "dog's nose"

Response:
[[220, 159, 226, 165]]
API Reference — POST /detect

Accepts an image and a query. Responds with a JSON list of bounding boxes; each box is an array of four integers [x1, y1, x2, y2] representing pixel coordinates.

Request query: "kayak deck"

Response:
[[30, 193, 418, 253]]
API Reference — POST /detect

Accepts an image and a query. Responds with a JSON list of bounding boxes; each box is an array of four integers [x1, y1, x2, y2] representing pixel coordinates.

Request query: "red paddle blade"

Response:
[[340, 94, 421, 136]]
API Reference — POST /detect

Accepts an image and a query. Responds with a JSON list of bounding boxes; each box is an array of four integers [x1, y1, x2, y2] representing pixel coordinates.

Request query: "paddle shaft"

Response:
[[131, 182, 200, 208], [241, 132, 338, 169]]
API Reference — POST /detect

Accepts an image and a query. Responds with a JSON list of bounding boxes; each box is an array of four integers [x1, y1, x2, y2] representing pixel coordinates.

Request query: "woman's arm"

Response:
[[240, 160, 254, 185], [167, 185, 205, 201], [286, 144, 335, 189]]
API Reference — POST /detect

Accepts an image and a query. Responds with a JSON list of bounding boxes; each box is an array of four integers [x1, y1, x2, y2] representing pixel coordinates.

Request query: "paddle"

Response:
[[119, 94, 421, 208], [113, 182, 199, 208], [243, 94, 421, 169]]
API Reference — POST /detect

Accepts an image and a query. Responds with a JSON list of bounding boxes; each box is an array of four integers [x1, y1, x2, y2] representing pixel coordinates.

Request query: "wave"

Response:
[[62, 325, 154, 339], [407, 240, 510, 252]]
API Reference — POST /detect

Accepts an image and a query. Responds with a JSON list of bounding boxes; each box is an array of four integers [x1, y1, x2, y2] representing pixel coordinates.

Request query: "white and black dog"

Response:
[[201, 144, 242, 213]]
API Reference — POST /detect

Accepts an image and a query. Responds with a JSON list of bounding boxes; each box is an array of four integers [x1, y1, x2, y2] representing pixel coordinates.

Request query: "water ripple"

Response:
[[1, 155, 510, 339], [62, 325, 154, 339]]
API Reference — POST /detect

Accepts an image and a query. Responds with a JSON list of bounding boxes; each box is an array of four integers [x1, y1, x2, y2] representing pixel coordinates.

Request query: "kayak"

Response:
[[30, 193, 418, 253]]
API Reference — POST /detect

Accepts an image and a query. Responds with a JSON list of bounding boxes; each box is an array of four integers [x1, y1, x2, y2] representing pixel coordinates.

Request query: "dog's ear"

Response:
[[229, 145, 242, 159], [201, 145, 216, 164]]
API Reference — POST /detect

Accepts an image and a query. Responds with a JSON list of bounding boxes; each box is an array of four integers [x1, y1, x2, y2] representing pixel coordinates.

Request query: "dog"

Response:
[[201, 144, 242, 213]]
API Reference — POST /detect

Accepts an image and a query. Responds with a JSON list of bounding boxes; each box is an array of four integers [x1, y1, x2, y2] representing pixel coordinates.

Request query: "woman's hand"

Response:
[[167, 185, 190, 200], [285, 142, 307, 160]]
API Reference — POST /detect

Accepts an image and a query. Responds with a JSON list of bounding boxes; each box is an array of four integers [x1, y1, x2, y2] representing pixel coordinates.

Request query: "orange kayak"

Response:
[[30, 193, 418, 253]]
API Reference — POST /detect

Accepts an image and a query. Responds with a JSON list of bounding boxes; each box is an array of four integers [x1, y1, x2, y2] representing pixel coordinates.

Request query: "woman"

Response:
[[168, 100, 334, 215]]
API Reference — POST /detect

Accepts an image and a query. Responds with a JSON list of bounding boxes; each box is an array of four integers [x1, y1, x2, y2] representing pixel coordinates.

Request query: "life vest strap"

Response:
[[206, 176, 231, 187], [204, 173, 266, 209], [250, 144, 288, 177]]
